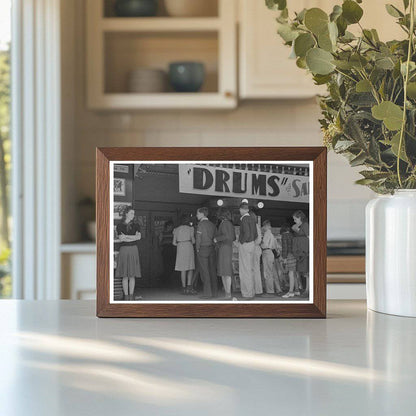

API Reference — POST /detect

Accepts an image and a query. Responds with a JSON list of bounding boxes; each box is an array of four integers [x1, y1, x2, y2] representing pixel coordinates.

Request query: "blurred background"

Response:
[[0, 0, 404, 301]]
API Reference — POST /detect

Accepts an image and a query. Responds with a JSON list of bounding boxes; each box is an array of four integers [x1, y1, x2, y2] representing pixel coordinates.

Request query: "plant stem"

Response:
[[334, 68, 357, 83], [397, 0, 415, 188], [358, 69, 380, 104]]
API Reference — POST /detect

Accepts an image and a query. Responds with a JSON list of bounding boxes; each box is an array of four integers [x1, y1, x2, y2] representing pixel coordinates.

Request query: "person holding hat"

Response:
[[238, 202, 258, 299]]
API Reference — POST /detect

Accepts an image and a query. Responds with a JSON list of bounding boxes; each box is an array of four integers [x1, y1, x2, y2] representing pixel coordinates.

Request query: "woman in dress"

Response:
[[173, 215, 196, 295], [115, 207, 142, 301], [214, 209, 236, 299], [292, 210, 310, 297]]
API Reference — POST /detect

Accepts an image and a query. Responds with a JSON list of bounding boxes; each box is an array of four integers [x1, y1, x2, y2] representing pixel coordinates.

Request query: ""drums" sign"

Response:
[[178, 164, 309, 203]]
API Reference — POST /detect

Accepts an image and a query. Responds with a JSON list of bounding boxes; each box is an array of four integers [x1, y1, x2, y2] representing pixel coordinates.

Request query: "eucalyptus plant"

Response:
[[266, 0, 416, 193]]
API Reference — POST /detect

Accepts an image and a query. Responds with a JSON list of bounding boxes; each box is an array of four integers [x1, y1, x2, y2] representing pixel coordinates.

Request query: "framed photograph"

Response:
[[113, 177, 126, 196], [96, 147, 327, 318]]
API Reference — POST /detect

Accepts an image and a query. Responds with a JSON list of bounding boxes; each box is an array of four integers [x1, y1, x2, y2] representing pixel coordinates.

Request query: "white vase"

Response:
[[366, 190, 416, 317]]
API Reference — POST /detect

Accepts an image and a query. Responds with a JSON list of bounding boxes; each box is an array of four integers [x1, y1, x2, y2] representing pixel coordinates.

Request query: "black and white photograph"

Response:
[[110, 161, 313, 303]]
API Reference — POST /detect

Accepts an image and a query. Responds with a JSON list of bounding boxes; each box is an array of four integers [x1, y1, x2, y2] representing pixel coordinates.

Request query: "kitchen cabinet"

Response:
[[86, 0, 237, 109], [238, 0, 404, 99], [239, 0, 327, 99]]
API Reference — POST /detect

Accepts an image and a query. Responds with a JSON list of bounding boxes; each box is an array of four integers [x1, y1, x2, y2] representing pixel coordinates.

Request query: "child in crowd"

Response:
[[280, 223, 300, 298], [261, 220, 283, 297], [292, 210, 309, 297]]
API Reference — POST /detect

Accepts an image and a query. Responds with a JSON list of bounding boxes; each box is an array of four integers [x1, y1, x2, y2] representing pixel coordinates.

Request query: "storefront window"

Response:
[[0, 0, 11, 298]]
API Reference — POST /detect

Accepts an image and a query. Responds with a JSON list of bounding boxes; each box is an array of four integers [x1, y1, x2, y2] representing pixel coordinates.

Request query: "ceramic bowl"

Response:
[[168, 62, 205, 93], [114, 0, 158, 17]]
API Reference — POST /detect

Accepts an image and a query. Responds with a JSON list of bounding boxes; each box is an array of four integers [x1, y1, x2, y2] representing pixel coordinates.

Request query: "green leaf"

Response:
[[401, 61, 416, 77], [294, 33, 315, 57], [349, 92, 377, 107], [350, 152, 368, 167], [385, 4, 404, 18], [371, 29, 380, 42], [304, 8, 329, 35], [381, 132, 409, 162], [318, 31, 333, 52], [344, 114, 367, 147], [336, 15, 348, 36], [403, 0, 410, 9], [313, 74, 332, 85], [369, 137, 381, 162], [266, 0, 287, 11], [356, 79, 372, 92], [355, 178, 377, 185], [342, 0, 364, 24], [350, 53, 368, 69], [306, 48, 335, 75], [333, 59, 353, 70], [296, 57, 307, 69], [330, 5, 343, 22], [372, 101, 404, 130], [328, 21, 338, 45], [375, 56, 395, 70], [295, 8, 307, 22], [277, 23, 299, 42], [359, 170, 391, 180], [334, 139, 356, 152], [407, 82, 416, 99], [339, 31, 356, 42]]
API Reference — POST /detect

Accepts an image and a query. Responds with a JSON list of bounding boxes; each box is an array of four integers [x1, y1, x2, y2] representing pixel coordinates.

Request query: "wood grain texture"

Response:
[[96, 147, 327, 318]]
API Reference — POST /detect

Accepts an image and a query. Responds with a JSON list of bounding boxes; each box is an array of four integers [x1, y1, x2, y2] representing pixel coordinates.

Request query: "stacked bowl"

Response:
[[127, 68, 167, 93]]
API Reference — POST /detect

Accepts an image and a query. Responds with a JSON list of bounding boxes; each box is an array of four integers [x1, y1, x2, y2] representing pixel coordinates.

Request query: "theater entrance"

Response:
[[135, 209, 177, 287]]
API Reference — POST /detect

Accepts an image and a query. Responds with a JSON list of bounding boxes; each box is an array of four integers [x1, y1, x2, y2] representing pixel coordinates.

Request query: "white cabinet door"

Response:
[[239, 0, 324, 99], [239, 0, 403, 99]]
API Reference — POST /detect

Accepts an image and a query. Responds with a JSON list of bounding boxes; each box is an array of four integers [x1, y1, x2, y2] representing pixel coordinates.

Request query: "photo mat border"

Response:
[[110, 160, 314, 305]]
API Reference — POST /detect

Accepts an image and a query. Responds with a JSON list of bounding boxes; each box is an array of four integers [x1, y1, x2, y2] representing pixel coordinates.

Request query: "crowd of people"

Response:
[[115, 203, 310, 301]]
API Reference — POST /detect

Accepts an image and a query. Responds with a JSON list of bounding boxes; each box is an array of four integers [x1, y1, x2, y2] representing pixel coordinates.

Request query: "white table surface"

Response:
[[0, 300, 414, 416]]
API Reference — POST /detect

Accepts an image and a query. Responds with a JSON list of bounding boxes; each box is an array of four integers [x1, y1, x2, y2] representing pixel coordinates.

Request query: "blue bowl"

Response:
[[114, 0, 158, 17], [169, 62, 205, 93]]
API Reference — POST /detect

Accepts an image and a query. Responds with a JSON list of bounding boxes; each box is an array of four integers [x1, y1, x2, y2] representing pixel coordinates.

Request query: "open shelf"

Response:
[[104, 31, 219, 94], [86, 0, 236, 109]]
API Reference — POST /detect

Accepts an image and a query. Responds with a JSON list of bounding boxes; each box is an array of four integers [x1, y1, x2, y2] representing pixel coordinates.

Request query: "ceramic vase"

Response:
[[366, 190, 416, 317]]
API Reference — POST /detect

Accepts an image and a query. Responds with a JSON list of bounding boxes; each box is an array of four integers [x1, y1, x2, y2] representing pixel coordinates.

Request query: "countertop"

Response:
[[0, 300, 414, 415]]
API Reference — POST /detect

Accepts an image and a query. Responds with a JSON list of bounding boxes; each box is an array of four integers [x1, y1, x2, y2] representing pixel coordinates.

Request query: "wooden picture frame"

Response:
[[96, 147, 327, 318]]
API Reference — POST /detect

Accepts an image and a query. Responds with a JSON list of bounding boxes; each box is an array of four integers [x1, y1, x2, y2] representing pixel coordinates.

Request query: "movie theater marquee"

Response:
[[178, 164, 309, 203]]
